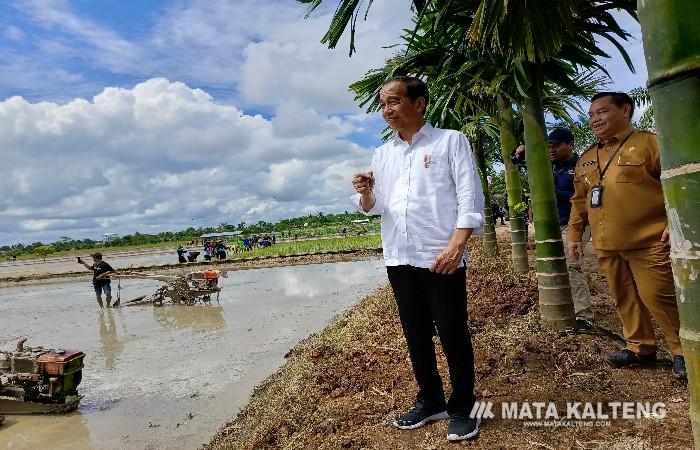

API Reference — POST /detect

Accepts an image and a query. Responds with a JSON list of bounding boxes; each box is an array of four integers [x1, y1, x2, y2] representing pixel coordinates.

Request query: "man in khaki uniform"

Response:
[[568, 92, 685, 378]]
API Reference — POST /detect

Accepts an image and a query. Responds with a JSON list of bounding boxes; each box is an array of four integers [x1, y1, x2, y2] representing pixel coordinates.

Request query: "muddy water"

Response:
[[0, 259, 387, 449]]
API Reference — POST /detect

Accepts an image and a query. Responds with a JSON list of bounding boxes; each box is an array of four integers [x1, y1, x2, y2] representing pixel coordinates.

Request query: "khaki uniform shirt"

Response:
[[568, 127, 667, 251]]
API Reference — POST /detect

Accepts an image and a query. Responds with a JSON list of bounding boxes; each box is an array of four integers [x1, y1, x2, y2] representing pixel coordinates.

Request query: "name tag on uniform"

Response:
[[424, 154, 431, 168], [590, 184, 603, 208]]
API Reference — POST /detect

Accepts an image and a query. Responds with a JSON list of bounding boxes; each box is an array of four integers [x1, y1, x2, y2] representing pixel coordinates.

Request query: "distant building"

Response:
[[199, 231, 243, 244], [102, 233, 119, 242]]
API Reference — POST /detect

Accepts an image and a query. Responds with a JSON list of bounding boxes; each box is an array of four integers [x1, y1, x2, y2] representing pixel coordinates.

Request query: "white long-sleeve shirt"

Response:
[[358, 123, 485, 268]]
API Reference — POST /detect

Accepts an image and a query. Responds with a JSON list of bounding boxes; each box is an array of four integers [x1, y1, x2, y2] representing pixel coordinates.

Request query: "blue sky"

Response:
[[0, 1, 648, 245]]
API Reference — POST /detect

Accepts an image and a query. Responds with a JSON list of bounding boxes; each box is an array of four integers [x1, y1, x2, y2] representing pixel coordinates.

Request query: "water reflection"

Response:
[[98, 310, 124, 370], [152, 305, 225, 332], [0, 259, 385, 450], [1, 412, 95, 450], [245, 263, 384, 299]]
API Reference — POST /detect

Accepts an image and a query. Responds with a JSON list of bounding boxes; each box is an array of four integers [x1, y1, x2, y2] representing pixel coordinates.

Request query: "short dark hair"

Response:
[[591, 91, 635, 119], [383, 76, 429, 109]]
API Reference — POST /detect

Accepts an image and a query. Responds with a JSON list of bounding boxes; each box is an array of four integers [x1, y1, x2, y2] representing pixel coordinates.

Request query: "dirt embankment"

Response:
[[205, 234, 691, 450], [0, 248, 382, 287]]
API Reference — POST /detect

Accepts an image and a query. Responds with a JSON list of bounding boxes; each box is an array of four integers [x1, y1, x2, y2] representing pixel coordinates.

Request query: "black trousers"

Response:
[[387, 265, 476, 416]]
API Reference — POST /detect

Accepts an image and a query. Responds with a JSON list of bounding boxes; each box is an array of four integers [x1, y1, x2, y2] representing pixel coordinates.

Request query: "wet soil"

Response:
[[206, 227, 692, 450], [0, 249, 382, 285], [0, 259, 387, 450]]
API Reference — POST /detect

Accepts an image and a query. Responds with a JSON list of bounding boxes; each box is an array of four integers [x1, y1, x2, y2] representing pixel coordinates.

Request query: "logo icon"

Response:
[[469, 401, 495, 419]]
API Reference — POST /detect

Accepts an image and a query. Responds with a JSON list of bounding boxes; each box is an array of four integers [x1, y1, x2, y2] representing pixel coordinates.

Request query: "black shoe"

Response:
[[446, 415, 481, 441], [606, 349, 656, 368], [392, 406, 448, 430], [575, 319, 595, 333], [673, 356, 687, 379]]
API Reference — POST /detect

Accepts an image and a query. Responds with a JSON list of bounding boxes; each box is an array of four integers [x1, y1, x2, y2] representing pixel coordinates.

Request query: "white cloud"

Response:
[[4, 25, 25, 41], [0, 79, 373, 244], [5, 0, 412, 110], [271, 101, 353, 139], [0, 1, 650, 247], [17, 0, 148, 72], [237, 1, 413, 114]]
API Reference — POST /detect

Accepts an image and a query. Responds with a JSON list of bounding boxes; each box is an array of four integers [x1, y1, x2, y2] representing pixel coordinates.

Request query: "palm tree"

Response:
[[465, 1, 636, 329], [303, 0, 635, 330], [347, 23, 602, 329], [629, 86, 655, 130], [495, 95, 529, 272], [639, 1, 700, 445], [471, 131, 499, 257], [460, 118, 505, 258], [349, 30, 601, 274]]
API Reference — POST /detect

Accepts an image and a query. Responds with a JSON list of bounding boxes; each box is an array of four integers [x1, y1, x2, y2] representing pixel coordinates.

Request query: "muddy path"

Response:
[[0, 258, 387, 450], [206, 232, 691, 450]]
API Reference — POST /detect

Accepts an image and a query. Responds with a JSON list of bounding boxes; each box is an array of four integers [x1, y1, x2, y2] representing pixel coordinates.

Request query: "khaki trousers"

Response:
[[561, 225, 593, 320], [596, 243, 683, 356]]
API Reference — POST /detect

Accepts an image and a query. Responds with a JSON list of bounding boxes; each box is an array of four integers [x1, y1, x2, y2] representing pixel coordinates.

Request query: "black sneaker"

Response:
[[446, 415, 481, 441], [575, 319, 595, 333], [673, 356, 687, 379], [606, 349, 656, 368], [392, 406, 449, 430]]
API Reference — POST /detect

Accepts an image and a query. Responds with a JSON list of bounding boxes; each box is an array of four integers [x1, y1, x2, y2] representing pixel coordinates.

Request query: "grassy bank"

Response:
[[3, 235, 381, 263], [206, 238, 691, 450], [226, 235, 381, 260], [5, 241, 182, 261]]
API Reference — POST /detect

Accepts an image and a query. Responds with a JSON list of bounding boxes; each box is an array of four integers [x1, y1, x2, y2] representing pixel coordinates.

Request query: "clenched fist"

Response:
[[353, 171, 374, 195], [353, 171, 376, 213]]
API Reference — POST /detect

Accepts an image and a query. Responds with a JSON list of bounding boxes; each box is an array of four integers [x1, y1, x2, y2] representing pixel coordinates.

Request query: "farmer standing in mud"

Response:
[[78, 252, 114, 308], [353, 76, 485, 442], [568, 92, 685, 378]]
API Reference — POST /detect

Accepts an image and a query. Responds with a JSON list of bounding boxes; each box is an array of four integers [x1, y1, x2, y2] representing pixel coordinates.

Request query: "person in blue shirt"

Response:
[[511, 128, 594, 330]]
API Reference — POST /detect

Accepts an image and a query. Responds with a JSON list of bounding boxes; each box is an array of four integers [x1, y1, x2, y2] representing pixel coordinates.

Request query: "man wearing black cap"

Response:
[[511, 128, 594, 330], [78, 252, 114, 308]]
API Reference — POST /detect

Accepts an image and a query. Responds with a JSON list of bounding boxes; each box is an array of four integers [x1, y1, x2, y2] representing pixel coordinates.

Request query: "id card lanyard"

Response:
[[590, 130, 636, 208]]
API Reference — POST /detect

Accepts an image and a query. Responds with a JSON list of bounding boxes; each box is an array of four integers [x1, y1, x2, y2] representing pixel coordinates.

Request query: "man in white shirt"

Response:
[[353, 76, 485, 442]]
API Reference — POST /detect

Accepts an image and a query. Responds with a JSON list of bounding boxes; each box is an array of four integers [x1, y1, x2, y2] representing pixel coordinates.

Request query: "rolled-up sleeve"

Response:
[[355, 149, 384, 216], [451, 134, 485, 234]]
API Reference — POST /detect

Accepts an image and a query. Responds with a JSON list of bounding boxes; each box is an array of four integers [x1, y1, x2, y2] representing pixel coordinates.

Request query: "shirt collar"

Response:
[[393, 121, 434, 146], [417, 122, 434, 139], [598, 126, 634, 147]]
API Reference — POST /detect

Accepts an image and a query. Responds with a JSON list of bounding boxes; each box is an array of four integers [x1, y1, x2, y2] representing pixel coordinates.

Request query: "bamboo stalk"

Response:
[[522, 65, 575, 330], [497, 95, 529, 272], [639, 1, 700, 445]]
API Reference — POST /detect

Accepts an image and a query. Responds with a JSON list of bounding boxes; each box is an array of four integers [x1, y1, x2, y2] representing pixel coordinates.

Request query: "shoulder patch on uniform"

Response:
[[580, 160, 596, 167]]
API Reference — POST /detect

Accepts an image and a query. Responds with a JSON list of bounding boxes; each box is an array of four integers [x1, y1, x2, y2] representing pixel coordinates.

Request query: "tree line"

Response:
[[0, 211, 374, 259]]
